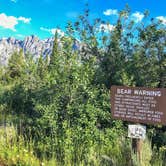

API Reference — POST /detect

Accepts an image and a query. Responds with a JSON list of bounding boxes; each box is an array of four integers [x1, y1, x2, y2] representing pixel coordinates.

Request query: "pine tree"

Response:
[[7, 49, 25, 80], [49, 31, 60, 71], [37, 55, 47, 79]]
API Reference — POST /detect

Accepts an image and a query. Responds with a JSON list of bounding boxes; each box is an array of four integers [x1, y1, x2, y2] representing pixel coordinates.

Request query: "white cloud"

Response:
[[40, 27, 64, 36], [156, 16, 166, 25], [18, 17, 31, 23], [0, 13, 17, 31], [131, 12, 144, 22], [0, 13, 31, 31], [103, 9, 118, 16], [99, 24, 115, 32]]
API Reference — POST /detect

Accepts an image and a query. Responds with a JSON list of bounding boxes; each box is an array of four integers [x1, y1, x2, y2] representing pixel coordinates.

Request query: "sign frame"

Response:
[[111, 85, 166, 125]]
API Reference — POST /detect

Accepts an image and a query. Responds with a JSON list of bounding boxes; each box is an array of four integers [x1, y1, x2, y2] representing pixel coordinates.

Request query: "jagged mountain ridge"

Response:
[[0, 35, 55, 65]]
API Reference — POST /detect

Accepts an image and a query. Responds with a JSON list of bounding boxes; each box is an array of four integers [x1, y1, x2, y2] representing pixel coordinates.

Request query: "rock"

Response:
[[0, 36, 54, 65]]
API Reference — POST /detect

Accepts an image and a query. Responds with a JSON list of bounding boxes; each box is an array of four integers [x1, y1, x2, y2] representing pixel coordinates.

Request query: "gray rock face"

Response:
[[0, 35, 88, 66], [0, 35, 54, 65]]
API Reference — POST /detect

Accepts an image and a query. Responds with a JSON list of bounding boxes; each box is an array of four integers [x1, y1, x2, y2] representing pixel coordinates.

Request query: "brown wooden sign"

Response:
[[111, 86, 166, 125]]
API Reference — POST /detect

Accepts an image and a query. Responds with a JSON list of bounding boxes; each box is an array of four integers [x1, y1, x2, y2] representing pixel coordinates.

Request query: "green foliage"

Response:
[[7, 50, 25, 81], [0, 5, 165, 166], [0, 125, 41, 166]]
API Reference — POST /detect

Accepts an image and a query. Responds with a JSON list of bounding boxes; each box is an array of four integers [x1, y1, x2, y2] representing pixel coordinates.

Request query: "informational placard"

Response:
[[128, 125, 146, 140], [111, 86, 166, 125]]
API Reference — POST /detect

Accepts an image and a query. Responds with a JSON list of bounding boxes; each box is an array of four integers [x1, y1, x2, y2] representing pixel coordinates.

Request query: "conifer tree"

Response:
[[37, 55, 47, 79], [49, 31, 60, 72], [7, 49, 25, 80]]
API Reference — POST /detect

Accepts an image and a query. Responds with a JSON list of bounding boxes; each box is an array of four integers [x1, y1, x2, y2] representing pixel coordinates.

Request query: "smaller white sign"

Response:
[[128, 125, 146, 140]]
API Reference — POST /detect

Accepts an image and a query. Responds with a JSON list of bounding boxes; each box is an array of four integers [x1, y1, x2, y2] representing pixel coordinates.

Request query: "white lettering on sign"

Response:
[[134, 90, 161, 97], [117, 88, 132, 95], [117, 88, 161, 97], [111, 86, 166, 125]]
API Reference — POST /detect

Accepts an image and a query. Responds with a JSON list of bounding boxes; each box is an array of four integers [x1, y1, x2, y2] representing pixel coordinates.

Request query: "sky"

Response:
[[0, 0, 165, 40]]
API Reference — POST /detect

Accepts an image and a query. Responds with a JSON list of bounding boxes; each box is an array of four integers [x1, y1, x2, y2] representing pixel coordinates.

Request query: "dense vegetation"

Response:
[[0, 6, 165, 166]]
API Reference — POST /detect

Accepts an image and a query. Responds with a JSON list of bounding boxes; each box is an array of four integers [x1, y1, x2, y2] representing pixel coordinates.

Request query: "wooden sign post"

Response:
[[128, 124, 146, 163], [110, 86, 166, 164]]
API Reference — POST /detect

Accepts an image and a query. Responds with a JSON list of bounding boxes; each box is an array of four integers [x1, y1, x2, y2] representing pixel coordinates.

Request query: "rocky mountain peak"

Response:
[[0, 35, 54, 65]]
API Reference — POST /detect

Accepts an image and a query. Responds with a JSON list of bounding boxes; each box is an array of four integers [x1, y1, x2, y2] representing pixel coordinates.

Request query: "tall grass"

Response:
[[0, 121, 165, 165], [0, 124, 42, 166]]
